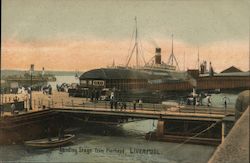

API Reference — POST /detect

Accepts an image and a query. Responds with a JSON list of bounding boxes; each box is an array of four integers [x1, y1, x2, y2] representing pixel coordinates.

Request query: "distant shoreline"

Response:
[[1, 69, 84, 77]]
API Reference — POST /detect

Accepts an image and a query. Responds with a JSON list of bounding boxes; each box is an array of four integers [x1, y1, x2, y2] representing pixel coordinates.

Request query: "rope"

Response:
[[165, 120, 221, 154]]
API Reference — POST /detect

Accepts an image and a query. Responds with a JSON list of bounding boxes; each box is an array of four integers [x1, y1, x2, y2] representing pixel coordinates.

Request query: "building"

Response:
[[221, 66, 243, 73], [79, 68, 150, 91]]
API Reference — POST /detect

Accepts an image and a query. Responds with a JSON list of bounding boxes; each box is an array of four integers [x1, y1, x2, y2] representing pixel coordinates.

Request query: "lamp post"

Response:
[[29, 64, 34, 110]]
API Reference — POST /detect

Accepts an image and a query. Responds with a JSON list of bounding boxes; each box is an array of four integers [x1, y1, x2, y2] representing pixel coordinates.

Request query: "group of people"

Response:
[[109, 93, 127, 110], [132, 99, 143, 110], [42, 84, 52, 95], [90, 89, 101, 102], [186, 94, 211, 107], [56, 83, 69, 92], [186, 94, 230, 109], [109, 97, 143, 111]]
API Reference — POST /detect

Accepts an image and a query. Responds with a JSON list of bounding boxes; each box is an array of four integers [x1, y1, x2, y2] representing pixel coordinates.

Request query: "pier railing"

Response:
[[28, 98, 233, 115], [0, 93, 234, 116]]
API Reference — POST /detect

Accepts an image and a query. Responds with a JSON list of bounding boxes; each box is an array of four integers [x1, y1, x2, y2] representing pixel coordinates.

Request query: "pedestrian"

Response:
[[139, 99, 143, 109], [122, 101, 127, 110], [199, 94, 203, 106], [223, 96, 230, 109], [193, 96, 196, 106], [56, 84, 60, 92], [114, 100, 118, 110], [133, 100, 136, 110], [96, 90, 100, 101], [48, 85, 52, 95], [110, 97, 114, 109], [91, 90, 94, 102], [224, 99, 227, 109], [11, 103, 15, 115], [207, 96, 211, 107]]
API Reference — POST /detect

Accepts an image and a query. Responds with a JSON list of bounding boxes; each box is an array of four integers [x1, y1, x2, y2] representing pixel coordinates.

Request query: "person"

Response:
[[96, 90, 100, 101], [110, 96, 114, 109], [223, 96, 229, 109], [56, 84, 60, 92], [11, 103, 16, 115], [48, 85, 52, 95], [199, 94, 203, 106], [133, 100, 136, 111], [91, 90, 94, 102], [224, 98, 227, 108], [122, 101, 127, 110], [207, 96, 211, 107], [193, 96, 196, 106], [139, 99, 143, 109], [114, 100, 118, 110]]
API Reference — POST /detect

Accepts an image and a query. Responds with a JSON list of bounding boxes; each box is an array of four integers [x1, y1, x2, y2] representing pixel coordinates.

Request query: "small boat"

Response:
[[24, 134, 75, 148]]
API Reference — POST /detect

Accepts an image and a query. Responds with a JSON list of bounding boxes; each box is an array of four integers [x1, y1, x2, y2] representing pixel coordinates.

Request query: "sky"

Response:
[[1, 0, 250, 72]]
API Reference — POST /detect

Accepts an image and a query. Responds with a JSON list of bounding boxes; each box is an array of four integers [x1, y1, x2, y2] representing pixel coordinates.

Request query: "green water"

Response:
[[0, 120, 216, 163]]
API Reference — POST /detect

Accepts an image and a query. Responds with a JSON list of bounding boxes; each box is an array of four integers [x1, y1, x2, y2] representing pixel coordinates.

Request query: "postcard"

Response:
[[1, 0, 249, 162]]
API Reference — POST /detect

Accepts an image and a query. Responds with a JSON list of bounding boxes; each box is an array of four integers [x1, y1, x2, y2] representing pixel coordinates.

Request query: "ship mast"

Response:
[[198, 46, 200, 71], [171, 34, 174, 65], [167, 34, 180, 70], [183, 51, 186, 71], [126, 17, 139, 69], [135, 17, 139, 69]]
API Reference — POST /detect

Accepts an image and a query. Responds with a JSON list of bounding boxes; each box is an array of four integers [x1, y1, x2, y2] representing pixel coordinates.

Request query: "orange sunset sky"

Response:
[[2, 0, 250, 72]]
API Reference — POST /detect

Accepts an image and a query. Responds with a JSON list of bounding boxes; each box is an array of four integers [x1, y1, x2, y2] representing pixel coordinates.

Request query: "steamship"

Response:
[[69, 18, 187, 102]]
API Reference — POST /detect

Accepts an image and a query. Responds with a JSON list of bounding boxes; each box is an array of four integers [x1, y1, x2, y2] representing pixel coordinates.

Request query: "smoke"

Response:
[[147, 37, 159, 48]]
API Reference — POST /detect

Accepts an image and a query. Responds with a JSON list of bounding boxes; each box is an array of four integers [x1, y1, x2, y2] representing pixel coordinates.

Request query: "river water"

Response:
[[0, 75, 239, 163]]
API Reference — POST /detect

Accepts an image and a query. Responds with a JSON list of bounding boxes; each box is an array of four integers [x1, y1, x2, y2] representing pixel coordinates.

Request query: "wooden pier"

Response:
[[0, 92, 235, 145]]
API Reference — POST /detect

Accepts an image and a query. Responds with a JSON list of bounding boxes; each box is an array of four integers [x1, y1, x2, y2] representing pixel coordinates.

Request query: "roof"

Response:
[[79, 68, 150, 80], [200, 71, 250, 77], [221, 66, 242, 73]]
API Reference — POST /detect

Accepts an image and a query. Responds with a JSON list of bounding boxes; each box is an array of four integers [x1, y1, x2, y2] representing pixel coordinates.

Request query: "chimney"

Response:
[[155, 48, 161, 64]]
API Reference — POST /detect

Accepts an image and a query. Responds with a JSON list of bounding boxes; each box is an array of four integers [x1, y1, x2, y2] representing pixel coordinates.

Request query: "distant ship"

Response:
[[2, 68, 56, 93]]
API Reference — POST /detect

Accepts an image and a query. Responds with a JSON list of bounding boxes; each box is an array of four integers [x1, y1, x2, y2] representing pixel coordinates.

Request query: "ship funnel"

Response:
[[155, 48, 161, 64]]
